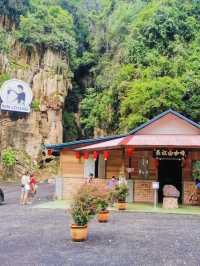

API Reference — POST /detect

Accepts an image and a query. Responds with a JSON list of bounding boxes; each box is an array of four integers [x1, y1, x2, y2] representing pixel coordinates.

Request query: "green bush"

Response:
[[192, 161, 200, 180], [16, 0, 76, 57], [31, 99, 40, 111], [114, 183, 129, 202], [70, 183, 111, 225], [70, 184, 97, 226], [1, 148, 16, 167]]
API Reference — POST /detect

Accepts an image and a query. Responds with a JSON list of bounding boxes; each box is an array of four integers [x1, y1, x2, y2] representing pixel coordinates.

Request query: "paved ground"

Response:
[[0, 184, 200, 266]]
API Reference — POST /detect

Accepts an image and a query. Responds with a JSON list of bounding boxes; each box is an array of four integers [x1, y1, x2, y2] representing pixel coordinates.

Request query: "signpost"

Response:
[[0, 79, 33, 113], [152, 181, 159, 208]]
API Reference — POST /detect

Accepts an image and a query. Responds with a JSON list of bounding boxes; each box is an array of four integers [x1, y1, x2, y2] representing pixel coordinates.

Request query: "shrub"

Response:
[[114, 182, 129, 202], [31, 99, 40, 111], [70, 184, 98, 226], [94, 183, 110, 212], [192, 161, 200, 180], [70, 183, 111, 225], [1, 148, 16, 167]]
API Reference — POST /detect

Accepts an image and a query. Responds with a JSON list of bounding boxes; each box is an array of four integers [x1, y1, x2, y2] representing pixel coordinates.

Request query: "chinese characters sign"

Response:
[[153, 149, 187, 159]]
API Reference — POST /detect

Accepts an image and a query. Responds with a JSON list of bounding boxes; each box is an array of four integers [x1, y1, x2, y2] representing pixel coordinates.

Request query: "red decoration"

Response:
[[83, 152, 89, 160], [93, 151, 98, 160], [153, 159, 159, 168], [103, 151, 110, 160], [127, 148, 133, 157], [75, 152, 81, 159], [47, 149, 52, 156]]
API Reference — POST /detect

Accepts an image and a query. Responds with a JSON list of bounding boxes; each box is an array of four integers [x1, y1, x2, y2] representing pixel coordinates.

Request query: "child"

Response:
[[28, 174, 37, 203]]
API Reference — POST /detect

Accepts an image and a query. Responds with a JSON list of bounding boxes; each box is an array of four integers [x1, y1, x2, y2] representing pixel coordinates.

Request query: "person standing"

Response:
[[28, 173, 38, 203], [20, 171, 30, 205]]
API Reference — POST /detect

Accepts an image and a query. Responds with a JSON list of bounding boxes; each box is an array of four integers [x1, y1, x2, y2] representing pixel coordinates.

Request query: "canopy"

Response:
[[77, 135, 200, 151]]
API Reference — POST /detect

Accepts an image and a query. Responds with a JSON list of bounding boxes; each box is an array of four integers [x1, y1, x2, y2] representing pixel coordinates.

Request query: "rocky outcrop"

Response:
[[0, 42, 71, 161]]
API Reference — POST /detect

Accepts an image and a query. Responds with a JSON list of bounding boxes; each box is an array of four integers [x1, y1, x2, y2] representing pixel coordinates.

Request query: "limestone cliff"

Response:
[[0, 42, 71, 160]]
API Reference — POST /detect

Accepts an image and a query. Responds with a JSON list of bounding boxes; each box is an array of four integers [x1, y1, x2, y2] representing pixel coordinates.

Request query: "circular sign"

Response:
[[0, 79, 33, 113]]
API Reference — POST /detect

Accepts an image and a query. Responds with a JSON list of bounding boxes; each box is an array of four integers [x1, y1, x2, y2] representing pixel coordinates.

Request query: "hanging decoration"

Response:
[[83, 152, 89, 160], [126, 148, 134, 157], [93, 151, 98, 160], [103, 151, 110, 160], [47, 149, 52, 156], [75, 152, 81, 159]]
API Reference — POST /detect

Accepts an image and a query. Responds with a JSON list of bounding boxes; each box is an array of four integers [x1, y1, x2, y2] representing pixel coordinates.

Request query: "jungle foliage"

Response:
[[0, 0, 200, 139]]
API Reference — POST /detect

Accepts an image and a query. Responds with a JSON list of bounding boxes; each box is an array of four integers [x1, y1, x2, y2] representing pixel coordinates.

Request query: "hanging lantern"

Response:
[[153, 159, 159, 168], [75, 152, 81, 159], [83, 152, 89, 160], [93, 151, 98, 160], [47, 149, 52, 156], [103, 151, 110, 160], [126, 148, 133, 157]]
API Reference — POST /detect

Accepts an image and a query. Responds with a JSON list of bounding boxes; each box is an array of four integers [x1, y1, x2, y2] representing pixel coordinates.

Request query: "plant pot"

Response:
[[70, 224, 88, 241], [117, 201, 127, 210], [97, 210, 109, 222]]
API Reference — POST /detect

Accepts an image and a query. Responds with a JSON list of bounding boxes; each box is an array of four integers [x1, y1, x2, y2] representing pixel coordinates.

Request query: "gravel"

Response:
[[0, 183, 200, 266]]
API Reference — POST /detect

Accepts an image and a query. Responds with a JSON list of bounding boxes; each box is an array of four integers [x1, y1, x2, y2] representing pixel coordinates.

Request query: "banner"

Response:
[[0, 79, 33, 113]]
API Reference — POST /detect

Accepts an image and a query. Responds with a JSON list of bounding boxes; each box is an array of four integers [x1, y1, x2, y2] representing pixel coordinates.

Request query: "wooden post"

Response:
[[128, 157, 132, 179], [105, 159, 107, 179]]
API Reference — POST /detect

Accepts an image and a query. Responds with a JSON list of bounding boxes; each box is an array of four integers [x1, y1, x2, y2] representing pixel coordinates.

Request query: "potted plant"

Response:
[[96, 185, 110, 222], [70, 184, 97, 241], [114, 182, 129, 210]]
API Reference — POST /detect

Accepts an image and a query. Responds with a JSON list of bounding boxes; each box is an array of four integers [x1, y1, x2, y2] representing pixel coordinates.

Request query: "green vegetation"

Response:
[[0, 0, 200, 138], [0, 73, 11, 87], [192, 161, 200, 180], [1, 148, 16, 167], [31, 99, 40, 111], [16, 0, 76, 59]]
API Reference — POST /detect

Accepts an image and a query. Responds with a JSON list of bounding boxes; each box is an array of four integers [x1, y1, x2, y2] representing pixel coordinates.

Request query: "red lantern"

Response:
[[93, 151, 98, 160], [75, 152, 81, 159], [127, 148, 133, 157], [103, 151, 109, 160], [47, 149, 52, 156], [83, 152, 89, 160]]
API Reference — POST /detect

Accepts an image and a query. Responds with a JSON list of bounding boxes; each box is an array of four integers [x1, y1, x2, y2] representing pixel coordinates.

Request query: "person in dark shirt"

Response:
[[7, 84, 26, 105], [195, 178, 200, 189], [16, 85, 26, 104]]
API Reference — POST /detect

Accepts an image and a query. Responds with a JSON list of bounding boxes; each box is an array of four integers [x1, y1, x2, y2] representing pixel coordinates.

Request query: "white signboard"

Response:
[[0, 79, 33, 113], [152, 181, 159, 190]]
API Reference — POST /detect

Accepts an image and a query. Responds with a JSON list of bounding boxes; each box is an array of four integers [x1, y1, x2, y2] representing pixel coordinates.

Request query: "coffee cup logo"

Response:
[[0, 79, 33, 113]]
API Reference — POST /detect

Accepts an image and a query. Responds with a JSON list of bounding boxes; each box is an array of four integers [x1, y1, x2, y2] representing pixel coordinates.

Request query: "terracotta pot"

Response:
[[117, 201, 127, 210], [97, 210, 109, 222], [70, 224, 88, 241]]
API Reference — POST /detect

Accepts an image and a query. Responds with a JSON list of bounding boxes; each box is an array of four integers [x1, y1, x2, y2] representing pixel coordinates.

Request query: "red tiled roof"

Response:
[[122, 135, 200, 148], [77, 135, 200, 151]]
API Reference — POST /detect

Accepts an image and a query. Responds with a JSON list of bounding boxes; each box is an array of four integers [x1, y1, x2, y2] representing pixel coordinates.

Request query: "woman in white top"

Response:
[[20, 171, 30, 205]]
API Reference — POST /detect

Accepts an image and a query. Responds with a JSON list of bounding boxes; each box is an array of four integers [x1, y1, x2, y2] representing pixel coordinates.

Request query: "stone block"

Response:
[[163, 197, 178, 209]]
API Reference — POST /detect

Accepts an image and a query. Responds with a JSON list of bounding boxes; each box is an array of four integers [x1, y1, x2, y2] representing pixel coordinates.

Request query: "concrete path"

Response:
[[0, 183, 200, 266]]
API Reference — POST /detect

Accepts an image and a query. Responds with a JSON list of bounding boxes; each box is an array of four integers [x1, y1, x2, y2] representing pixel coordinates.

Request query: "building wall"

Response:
[[60, 148, 200, 204], [136, 113, 200, 135], [62, 177, 107, 200], [128, 150, 200, 204], [60, 149, 84, 178], [106, 150, 124, 178]]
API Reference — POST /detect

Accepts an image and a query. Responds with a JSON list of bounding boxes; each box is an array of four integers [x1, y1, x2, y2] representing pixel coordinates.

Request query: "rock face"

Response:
[[0, 42, 70, 160]]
